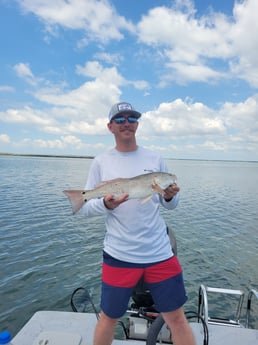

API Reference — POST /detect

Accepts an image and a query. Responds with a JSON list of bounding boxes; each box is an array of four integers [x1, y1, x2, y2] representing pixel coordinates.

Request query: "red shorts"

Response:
[[101, 252, 188, 318]]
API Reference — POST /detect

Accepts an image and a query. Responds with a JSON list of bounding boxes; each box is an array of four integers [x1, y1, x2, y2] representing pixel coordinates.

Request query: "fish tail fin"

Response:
[[63, 190, 86, 214]]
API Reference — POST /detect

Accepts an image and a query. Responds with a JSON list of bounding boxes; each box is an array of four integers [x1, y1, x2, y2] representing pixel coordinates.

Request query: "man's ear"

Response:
[[107, 122, 114, 133]]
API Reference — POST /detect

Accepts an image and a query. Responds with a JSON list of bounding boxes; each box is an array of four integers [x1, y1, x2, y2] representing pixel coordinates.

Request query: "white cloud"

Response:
[[0, 134, 11, 143], [0, 86, 15, 92], [139, 99, 226, 138], [32, 61, 149, 120], [136, 0, 258, 87], [75, 61, 124, 84], [76, 61, 149, 90], [93, 52, 123, 65], [0, 106, 57, 127], [18, 0, 134, 44], [159, 60, 224, 86], [13, 62, 39, 86], [34, 135, 82, 149], [0, 61, 149, 139], [1, 91, 257, 159], [14, 62, 34, 78], [1, 83, 258, 155], [34, 81, 121, 122], [15, 135, 107, 154], [15, 0, 258, 87], [229, 0, 258, 87], [2, 0, 258, 160], [64, 118, 108, 135], [221, 95, 258, 134]]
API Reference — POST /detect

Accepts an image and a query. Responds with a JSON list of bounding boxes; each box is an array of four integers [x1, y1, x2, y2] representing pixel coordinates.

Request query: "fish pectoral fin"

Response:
[[63, 190, 86, 214], [140, 195, 153, 204], [151, 180, 165, 196]]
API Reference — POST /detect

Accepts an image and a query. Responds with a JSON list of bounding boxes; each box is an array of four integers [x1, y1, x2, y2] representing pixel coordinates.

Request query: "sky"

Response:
[[0, 0, 258, 161]]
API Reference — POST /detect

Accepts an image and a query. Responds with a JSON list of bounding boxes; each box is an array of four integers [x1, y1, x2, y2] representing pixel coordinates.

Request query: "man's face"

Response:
[[108, 113, 139, 140]]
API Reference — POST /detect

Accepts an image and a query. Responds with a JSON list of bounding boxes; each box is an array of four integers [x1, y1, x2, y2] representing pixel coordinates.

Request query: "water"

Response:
[[0, 156, 258, 336]]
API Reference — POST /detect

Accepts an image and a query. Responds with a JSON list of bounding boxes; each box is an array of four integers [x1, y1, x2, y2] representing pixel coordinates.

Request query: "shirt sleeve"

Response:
[[160, 192, 179, 209], [159, 156, 180, 210]]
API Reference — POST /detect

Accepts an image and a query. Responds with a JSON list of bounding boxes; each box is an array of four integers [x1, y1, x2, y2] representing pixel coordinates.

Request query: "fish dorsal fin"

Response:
[[152, 180, 165, 196], [95, 178, 126, 188], [95, 181, 109, 188], [140, 195, 153, 204]]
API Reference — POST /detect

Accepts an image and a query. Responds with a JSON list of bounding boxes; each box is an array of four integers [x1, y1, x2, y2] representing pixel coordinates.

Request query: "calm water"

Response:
[[0, 156, 258, 336]]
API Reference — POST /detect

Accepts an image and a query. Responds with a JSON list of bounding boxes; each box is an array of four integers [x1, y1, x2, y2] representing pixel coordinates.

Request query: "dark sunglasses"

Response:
[[112, 116, 138, 124]]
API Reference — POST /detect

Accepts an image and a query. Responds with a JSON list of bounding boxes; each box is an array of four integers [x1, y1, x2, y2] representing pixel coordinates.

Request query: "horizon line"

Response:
[[0, 152, 257, 163]]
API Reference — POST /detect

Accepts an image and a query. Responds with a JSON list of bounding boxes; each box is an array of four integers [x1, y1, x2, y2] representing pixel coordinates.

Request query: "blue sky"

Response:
[[0, 0, 258, 161]]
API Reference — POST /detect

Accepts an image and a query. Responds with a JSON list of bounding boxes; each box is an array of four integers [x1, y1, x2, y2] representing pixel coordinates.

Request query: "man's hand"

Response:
[[103, 193, 129, 210], [163, 184, 180, 202]]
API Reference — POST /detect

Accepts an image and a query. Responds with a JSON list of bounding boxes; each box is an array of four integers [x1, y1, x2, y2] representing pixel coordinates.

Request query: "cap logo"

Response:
[[118, 103, 132, 111]]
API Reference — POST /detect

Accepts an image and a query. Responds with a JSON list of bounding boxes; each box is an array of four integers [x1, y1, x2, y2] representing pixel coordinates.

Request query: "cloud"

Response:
[[0, 106, 58, 127], [159, 61, 224, 86], [16, 136, 80, 150], [18, 0, 134, 44], [35, 135, 82, 149], [136, 0, 258, 87], [0, 86, 15, 92], [0, 60, 149, 141], [222, 95, 258, 135], [33, 61, 148, 119], [93, 52, 124, 66], [16, 0, 258, 87], [15, 135, 108, 153], [2, 57, 258, 156], [1, 92, 258, 158], [139, 99, 226, 138], [2, 0, 258, 161], [229, 0, 258, 87], [75, 61, 124, 84], [0, 134, 11, 143], [13, 62, 38, 85]]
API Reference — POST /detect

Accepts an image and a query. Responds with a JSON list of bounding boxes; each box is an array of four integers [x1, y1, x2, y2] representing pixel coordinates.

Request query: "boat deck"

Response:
[[12, 310, 258, 345]]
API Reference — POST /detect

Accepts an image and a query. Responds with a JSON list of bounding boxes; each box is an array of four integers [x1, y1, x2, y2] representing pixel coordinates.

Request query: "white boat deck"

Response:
[[12, 310, 258, 345]]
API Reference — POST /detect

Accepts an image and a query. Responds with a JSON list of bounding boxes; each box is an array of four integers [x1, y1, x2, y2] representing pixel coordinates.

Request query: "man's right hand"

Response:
[[103, 193, 129, 210]]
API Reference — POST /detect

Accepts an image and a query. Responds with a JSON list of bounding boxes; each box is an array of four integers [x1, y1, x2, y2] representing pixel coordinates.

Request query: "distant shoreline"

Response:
[[0, 152, 257, 163], [0, 152, 94, 159]]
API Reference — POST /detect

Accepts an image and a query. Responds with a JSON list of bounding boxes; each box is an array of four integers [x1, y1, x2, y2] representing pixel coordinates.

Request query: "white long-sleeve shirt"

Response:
[[81, 147, 179, 263]]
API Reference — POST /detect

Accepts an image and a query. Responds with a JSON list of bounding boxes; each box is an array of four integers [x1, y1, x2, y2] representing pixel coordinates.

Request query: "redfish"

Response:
[[64, 172, 177, 214]]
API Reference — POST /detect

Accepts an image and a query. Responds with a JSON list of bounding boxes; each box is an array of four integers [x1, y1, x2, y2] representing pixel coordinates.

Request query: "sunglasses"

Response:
[[112, 116, 138, 124]]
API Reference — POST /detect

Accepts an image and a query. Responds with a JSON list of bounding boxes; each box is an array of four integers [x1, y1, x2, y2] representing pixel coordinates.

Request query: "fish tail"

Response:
[[63, 190, 87, 214]]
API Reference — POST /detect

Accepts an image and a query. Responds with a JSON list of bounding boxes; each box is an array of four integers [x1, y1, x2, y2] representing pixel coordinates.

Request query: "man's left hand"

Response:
[[163, 184, 180, 202]]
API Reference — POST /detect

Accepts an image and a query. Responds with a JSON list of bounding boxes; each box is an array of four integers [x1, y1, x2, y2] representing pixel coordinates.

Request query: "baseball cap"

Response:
[[108, 102, 141, 121]]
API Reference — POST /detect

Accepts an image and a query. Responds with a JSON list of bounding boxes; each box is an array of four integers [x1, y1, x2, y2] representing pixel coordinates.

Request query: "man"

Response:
[[81, 102, 196, 345]]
